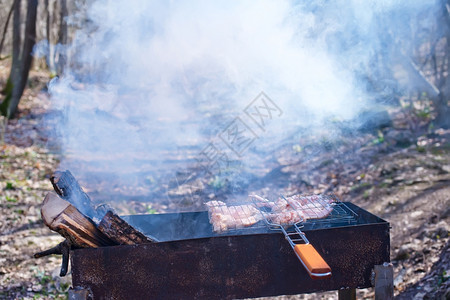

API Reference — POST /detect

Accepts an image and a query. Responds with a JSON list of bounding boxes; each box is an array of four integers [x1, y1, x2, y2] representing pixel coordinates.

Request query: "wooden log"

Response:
[[41, 192, 116, 248], [37, 173, 159, 277], [97, 210, 157, 244], [50, 170, 99, 221], [51, 170, 157, 243], [47, 170, 157, 244]]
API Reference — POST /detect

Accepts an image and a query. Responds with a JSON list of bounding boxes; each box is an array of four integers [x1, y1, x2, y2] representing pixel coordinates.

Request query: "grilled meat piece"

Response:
[[205, 201, 263, 232], [252, 194, 334, 221]]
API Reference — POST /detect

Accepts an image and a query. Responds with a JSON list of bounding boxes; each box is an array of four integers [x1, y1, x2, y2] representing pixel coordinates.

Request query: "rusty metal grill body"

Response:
[[70, 202, 389, 299]]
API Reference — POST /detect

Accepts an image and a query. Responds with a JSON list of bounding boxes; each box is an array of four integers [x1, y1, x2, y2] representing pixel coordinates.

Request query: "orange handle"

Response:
[[294, 244, 331, 279]]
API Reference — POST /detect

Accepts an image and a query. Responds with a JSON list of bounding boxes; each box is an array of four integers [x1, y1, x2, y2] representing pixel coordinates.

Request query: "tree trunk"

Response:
[[45, 0, 56, 76], [56, 0, 68, 75], [0, 0, 38, 118], [0, 0, 16, 60], [434, 0, 450, 128], [0, 0, 22, 117]]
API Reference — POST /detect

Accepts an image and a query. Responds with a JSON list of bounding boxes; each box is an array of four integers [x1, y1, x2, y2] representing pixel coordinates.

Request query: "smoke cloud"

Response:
[[46, 0, 440, 207]]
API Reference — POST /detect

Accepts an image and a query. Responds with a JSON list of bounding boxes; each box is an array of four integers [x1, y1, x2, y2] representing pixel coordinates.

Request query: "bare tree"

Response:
[[41, 0, 70, 77], [0, 0, 16, 60], [433, 0, 450, 128], [57, 0, 68, 75], [44, 0, 56, 75], [0, 0, 38, 118]]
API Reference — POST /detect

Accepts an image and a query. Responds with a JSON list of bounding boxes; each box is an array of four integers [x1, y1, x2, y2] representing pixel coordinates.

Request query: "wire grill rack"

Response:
[[205, 194, 358, 233], [297, 194, 358, 229]]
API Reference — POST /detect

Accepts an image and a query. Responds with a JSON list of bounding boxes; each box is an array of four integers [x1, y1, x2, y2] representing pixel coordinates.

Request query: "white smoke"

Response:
[[47, 0, 440, 200]]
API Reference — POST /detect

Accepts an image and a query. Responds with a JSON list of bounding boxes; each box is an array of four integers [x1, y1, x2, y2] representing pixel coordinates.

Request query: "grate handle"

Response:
[[293, 244, 332, 279]]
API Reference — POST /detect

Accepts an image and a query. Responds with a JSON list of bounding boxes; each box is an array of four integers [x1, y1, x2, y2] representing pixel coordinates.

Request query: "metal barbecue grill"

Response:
[[69, 201, 391, 300]]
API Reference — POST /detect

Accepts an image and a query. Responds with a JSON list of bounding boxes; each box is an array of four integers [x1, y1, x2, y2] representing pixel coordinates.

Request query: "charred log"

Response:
[[50, 170, 99, 221], [98, 210, 156, 244]]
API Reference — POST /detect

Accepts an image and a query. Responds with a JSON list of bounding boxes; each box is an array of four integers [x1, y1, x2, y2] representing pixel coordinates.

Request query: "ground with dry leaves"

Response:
[[0, 62, 69, 299], [0, 60, 449, 299]]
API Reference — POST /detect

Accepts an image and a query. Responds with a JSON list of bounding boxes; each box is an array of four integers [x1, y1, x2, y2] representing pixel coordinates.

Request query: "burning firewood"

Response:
[[50, 170, 100, 222], [36, 192, 116, 276], [35, 170, 157, 276], [49, 170, 156, 243]]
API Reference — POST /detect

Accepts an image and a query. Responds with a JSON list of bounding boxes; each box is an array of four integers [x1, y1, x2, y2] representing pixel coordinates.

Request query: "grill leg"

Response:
[[374, 262, 394, 300], [338, 288, 356, 300]]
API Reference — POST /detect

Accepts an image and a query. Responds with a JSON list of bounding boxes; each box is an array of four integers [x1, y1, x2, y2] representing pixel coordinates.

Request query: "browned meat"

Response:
[[205, 201, 263, 232]]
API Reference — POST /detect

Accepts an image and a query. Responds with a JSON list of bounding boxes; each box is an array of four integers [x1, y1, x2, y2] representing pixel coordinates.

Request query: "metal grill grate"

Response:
[[205, 194, 357, 233]]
